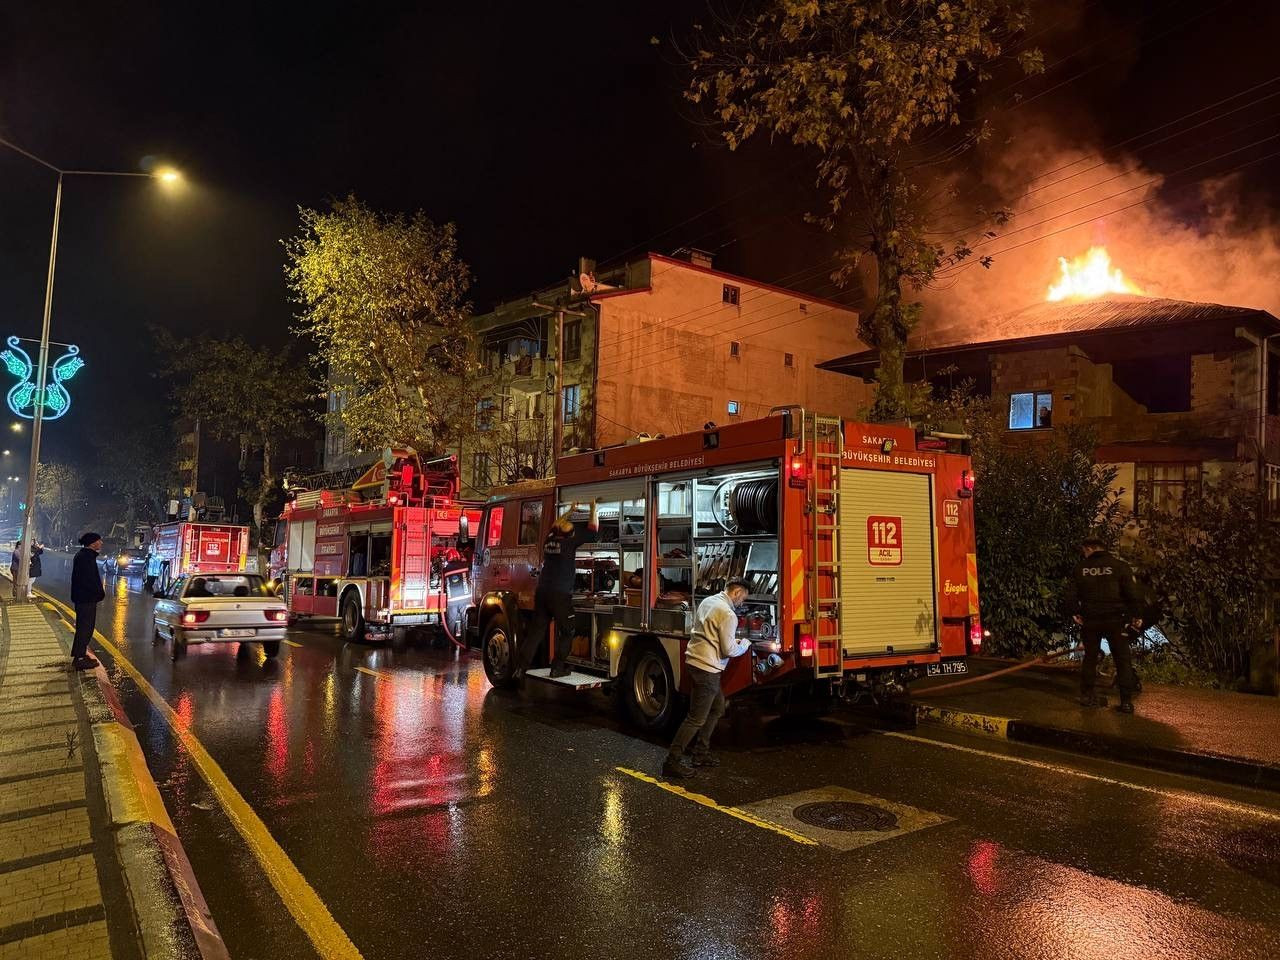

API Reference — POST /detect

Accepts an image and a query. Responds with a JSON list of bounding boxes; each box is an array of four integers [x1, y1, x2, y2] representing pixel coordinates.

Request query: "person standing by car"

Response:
[[1065, 536, 1142, 714], [26, 542, 42, 599], [70, 532, 106, 670], [663, 578, 752, 779], [516, 499, 600, 680]]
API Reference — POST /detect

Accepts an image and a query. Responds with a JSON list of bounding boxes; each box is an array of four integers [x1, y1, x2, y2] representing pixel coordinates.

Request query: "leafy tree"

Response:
[[284, 195, 480, 460], [95, 422, 174, 540], [685, 0, 1041, 419], [919, 387, 1124, 656], [1128, 472, 1280, 682], [34, 462, 87, 547], [156, 332, 313, 534]]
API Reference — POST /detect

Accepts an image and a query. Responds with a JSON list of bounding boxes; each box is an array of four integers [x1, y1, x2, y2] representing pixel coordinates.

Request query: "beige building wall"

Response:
[[592, 255, 871, 445]]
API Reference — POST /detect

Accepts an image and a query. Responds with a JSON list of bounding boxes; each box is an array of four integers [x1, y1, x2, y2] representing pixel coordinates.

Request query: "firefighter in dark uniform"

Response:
[[516, 498, 600, 679], [1065, 536, 1143, 713]]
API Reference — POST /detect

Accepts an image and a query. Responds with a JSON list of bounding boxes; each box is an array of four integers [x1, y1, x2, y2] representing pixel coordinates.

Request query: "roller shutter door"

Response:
[[838, 469, 938, 656]]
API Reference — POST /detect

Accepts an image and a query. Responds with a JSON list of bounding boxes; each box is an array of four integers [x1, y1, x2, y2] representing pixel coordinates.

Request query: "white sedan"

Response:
[[153, 573, 288, 660]]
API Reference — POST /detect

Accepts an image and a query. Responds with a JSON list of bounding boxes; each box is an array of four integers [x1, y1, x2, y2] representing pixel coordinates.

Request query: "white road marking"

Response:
[[880, 730, 1280, 823]]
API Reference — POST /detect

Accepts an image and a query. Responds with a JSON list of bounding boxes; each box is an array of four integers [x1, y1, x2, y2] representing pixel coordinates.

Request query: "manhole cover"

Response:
[[792, 800, 899, 832]]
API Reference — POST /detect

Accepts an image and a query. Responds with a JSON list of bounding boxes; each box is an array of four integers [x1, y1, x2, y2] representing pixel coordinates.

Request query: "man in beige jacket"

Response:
[[663, 578, 751, 778]]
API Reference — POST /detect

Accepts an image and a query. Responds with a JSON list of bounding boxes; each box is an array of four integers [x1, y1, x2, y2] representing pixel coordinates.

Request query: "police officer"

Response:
[[1065, 536, 1142, 713], [516, 498, 600, 680]]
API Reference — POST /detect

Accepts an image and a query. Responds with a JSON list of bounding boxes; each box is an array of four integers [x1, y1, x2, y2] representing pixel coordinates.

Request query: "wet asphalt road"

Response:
[[41, 573, 1280, 960]]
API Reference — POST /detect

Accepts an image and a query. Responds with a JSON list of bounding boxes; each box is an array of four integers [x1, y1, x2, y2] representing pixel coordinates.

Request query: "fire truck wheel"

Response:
[[341, 593, 366, 643], [482, 620, 517, 688], [262, 641, 281, 658], [621, 642, 679, 732]]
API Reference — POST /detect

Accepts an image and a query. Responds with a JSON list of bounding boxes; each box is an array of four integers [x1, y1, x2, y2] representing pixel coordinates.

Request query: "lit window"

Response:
[[563, 384, 580, 423], [1008, 391, 1053, 430], [476, 397, 496, 431], [1135, 463, 1201, 519], [722, 284, 740, 306], [563, 320, 582, 362], [727, 400, 739, 416]]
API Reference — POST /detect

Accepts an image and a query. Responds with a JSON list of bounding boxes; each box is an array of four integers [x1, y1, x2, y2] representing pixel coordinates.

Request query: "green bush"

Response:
[[1128, 472, 1279, 683]]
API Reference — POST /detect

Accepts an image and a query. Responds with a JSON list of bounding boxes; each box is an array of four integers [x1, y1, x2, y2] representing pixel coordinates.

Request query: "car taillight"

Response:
[[798, 633, 815, 657], [264, 609, 288, 623], [181, 610, 210, 625], [969, 618, 983, 651]]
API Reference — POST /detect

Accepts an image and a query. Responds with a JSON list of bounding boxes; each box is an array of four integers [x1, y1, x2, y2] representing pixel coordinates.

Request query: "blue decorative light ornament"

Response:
[[0, 337, 84, 420]]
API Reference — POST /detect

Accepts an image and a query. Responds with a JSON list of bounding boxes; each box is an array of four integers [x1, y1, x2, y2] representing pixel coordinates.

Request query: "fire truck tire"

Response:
[[620, 642, 680, 733], [262, 641, 281, 658], [341, 592, 366, 643], [482, 619, 517, 688]]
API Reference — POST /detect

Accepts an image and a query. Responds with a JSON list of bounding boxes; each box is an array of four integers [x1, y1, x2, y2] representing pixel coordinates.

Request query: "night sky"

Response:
[[2, 0, 1278, 471]]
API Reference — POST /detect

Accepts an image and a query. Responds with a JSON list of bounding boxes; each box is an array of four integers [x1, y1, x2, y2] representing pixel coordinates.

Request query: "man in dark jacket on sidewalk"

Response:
[[70, 532, 105, 670], [1065, 536, 1143, 713]]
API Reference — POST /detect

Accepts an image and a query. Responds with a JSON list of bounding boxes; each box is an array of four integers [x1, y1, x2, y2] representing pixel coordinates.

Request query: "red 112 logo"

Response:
[[867, 515, 903, 566]]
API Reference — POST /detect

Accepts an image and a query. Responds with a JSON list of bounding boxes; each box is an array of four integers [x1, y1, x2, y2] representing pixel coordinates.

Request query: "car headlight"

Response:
[[118, 554, 130, 565]]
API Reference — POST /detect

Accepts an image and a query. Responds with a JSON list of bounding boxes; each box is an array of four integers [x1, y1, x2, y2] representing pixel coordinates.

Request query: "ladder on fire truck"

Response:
[[805, 412, 844, 679]]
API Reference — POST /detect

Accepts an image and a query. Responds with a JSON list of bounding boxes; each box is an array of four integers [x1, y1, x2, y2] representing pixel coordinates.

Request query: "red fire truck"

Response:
[[150, 521, 250, 594], [466, 409, 980, 730], [270, 449, 482, 642]]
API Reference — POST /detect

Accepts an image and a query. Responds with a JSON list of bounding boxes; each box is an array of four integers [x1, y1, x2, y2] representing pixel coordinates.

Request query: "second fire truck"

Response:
[[270, 449, 481, 642], [466, 408, 981, 730]]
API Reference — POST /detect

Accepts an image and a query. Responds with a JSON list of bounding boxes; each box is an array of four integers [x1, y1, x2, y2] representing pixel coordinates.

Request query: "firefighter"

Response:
[[1065, 536, 1143, 713], [663, 577, 752, 779], [516, 498, 600, 680]]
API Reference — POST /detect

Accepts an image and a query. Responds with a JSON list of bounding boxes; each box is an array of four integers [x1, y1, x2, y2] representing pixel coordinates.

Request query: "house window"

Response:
[[472, 453, 492, 490], [476, 397, 496, 431], [1008, 391, 1053, 430], [730, 341, 741, 358], [562, 384, 580, 424], [518, 500, 543, 545], [784, 353, 794, 368], [722, 284, 740, 306], [1135, 463, 1201, 519], [563, 320, 581, 362], [727, 400, 740, 416]]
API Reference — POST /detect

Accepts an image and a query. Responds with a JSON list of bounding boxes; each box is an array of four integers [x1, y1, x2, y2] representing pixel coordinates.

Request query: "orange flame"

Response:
[[1046, 247, 1144, 302]]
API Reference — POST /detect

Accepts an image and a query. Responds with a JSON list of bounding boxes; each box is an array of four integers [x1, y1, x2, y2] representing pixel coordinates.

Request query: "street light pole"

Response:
[[0, 134, 182, 600], [15, 174, 61, 599]]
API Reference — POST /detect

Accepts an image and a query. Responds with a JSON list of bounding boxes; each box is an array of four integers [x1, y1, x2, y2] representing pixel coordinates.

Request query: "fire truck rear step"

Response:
[[525, 668, 608, 690]]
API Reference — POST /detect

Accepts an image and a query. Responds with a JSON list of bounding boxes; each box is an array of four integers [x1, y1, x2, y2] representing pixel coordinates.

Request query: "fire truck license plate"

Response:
[[927, 660, 967, 677], [219, 628, 255, 638]]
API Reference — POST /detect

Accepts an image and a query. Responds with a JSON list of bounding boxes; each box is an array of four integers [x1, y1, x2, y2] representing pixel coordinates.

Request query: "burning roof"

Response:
[[822, 294, 1280, 372]]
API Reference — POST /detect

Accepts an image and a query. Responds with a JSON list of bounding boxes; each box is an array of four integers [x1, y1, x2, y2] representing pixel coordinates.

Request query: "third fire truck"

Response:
[[270, 449, 481, 643], [466, 409, 981, 730]]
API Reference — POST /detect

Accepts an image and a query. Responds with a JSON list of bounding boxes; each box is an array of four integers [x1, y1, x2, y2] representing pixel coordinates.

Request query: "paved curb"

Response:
[[913, 702, 1280, 792], [42, 601, 230, 960]]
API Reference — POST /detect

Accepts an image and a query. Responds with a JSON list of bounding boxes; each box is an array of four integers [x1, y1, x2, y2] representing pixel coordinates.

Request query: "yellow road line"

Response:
[[615, 767, 819, 846], [282, 639, 302, 648], [881, 730, 1280, 824], [355, 666, 391, 681], [39, 591, 364, 960]]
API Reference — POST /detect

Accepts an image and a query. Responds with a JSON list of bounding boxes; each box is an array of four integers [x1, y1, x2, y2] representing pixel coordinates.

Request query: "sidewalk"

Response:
[[0, 590, 226, 959], [911, 656, 1280, 791]]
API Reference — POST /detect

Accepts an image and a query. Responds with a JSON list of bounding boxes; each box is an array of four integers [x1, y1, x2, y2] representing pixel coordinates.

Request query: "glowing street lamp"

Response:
[[0, 133, 182, 599]]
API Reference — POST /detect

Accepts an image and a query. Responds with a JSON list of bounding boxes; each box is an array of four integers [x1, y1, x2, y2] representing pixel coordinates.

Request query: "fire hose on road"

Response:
[[919, 645, 1085, 695]]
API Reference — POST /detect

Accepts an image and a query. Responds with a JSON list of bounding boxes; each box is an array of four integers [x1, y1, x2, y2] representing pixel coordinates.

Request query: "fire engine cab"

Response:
[[467, 409, 980, 731], [270, 449, 481, 642]]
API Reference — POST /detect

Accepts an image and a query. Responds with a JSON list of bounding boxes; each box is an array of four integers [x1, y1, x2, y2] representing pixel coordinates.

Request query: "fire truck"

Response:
[[466, 409, 980, 731], [270, 449, 482, 642], [150, 521, 250, 595]]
